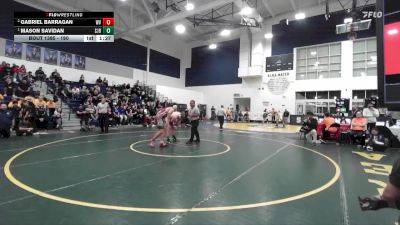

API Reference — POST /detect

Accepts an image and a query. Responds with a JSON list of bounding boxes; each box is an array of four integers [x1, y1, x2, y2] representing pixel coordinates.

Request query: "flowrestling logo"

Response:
[[362, 11, 383, 19]]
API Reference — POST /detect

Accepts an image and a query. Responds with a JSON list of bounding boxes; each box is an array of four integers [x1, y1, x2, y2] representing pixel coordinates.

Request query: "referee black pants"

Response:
[[98, 113, 109, 133], [218, 116, 224, 129], [189, 119, 200, 141]]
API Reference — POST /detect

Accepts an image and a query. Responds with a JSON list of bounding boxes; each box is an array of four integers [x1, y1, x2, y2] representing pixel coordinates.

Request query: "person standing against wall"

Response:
[[187, 100, 200, 144], [97, 97, 110, 133], [283, 109, 290, 126], [217, 105, 226, 130], [363, 103, 380, 131]]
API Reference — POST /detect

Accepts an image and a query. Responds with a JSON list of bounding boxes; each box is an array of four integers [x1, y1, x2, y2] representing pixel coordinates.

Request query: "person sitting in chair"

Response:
[[351, 111, 368, 146], [320, 112, 339, 143]]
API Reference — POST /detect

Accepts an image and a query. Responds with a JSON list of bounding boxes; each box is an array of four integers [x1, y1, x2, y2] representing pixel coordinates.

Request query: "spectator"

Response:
[[53, 108, 63, 129], [96, 77, 102, 85], [2, 77, 16, 98], [363, 103, 380, 131], [243, 107, 250, 123], [79, 74, 85, 84], [283, 109, 290, 125], [17, 79, 31, 97], [320, 112, 338, 142], [0, 103, 14, 138], [302, 112, 319, 145], [118, 104, 128, 125], [271, 108, 277, 123], [36, 96, 47, 108], [365, 127, 389, 152], [47, 99, 56, 116], [77, 105, 89, 130], [17, 65, 26, 82], [26, 71, 34, 83], [35, 67, 46, 81], [4, 63, 12, 79], [35, 105, 48, 130], [0, 61, 6, 79], [71, 86, 80, 99], [18, 65, 26, 75], [16, 118, 33, 136], [351, 111, 367, 145], [103, 77, 108, 86], [11, 64, 19, 78]]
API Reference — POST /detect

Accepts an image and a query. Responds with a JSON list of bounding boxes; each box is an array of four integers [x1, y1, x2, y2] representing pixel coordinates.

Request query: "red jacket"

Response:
[[18, 67, 26, 75]]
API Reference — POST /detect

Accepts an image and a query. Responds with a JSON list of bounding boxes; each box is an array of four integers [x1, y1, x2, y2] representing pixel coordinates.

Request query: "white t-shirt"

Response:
[[97, 102, 109, 114], [362, 107, 379, 123]]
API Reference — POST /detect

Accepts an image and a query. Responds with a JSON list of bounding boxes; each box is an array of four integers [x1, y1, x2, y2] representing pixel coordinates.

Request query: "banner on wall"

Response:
[[262, 70, 295, 95], [44, 48, 58, 65], [60, 52, 72, 67], [4, 40, 22, 59], [74, 55, 86, 70], [26, 44, 41, 62]]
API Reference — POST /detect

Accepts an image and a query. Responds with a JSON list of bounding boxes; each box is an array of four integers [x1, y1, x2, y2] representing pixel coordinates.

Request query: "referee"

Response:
[[187, 100, 200, 144], [96, 97, 110, 133]]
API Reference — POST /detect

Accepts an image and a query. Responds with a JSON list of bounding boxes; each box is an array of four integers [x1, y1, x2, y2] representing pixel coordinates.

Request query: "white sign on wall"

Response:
[[262, 70, 295, 95]]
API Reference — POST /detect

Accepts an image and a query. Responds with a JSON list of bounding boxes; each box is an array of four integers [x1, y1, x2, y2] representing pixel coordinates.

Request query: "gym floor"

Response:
[[0, 123, 399, 225]]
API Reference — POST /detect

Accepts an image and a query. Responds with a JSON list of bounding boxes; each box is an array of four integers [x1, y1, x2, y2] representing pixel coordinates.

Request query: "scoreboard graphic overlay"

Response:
[[14, 12, 114, 42]]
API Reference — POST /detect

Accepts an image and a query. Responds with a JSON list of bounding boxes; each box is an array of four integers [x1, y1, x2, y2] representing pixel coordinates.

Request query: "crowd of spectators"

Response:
[[1, 61, 174, 138], [300, 103, 390, 151], [0, 61, 64, 137]]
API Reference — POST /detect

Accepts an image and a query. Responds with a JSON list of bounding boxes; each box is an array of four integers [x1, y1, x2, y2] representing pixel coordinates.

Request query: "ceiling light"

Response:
[[360, 71, 367, 76], [175, 24, 186, 34], [185, 2, 194, 11], [388, 29, 399, 35], [209, 43, 217, 49], [344, 17, 353, 24], [310, 51, 317, 56], [119, 0, 127, 1], [240, 6, 253, 15], [264, 33, 273, 39], [295, 12, 306, 20], [220, 29, 231, 36]]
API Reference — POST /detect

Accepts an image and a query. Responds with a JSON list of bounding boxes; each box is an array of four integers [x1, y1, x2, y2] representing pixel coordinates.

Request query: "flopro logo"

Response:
[[362, 11, 383, 19]]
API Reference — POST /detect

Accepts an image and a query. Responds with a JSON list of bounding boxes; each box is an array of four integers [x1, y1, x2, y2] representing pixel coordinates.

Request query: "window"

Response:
[[306, 92, 317, 100], [296, 42, 342, 80], [366, 90, 378, 98], [329, 91, 341, 99], [317, 91, 329, 99], [352, 89, 378, 99], [296, 92, 306, 99], [353, 90, 366, 99], [295, 91, 341, 115], [353, 38, 377, 77]]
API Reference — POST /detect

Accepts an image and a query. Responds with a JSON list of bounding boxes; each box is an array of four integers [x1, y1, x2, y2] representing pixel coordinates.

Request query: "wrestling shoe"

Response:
[[160, 142, 168, 148], [358, 196, 389, 211]]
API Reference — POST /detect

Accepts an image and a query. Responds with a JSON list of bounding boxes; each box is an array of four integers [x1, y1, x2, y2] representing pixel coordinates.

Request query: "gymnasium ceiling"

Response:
[[16, 0, 375, 44]]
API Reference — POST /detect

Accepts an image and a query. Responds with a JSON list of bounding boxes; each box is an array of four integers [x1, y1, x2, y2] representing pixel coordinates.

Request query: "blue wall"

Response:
[[1, 0, 181, 78], [271, 5, 376, 55], [150, 49, 180, 78], [186, 39, 241, 86]]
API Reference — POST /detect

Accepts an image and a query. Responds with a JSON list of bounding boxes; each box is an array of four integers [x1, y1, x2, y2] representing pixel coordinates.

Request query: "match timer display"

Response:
[[14, 12, 114, 42]]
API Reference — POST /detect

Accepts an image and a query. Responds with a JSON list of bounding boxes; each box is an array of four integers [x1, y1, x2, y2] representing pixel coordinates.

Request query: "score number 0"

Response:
[[102, 18, 114, 26]]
